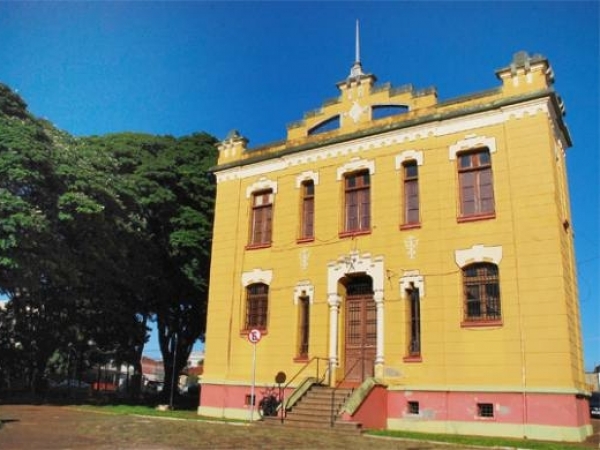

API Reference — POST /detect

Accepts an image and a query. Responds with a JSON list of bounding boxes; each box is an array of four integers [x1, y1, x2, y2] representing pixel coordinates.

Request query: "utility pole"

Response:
[[169, 334, 178, 410]]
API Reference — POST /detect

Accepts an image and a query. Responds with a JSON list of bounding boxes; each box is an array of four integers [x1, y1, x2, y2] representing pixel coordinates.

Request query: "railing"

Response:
[[329, 357, 372, 427], [283, 356, 331, 393], [279, 356, 331, 422]]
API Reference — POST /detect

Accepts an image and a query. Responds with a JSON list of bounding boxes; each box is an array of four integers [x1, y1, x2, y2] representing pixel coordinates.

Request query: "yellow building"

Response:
[[199, 49, 591, 441]]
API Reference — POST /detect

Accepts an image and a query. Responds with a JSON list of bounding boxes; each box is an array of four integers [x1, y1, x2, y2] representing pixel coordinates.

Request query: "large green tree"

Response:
[[79, 132, 218, 400], [0, 83, 218, 398]]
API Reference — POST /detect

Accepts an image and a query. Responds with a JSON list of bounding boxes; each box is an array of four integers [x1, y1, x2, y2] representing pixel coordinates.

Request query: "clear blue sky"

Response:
[[1, 1, 598, 369]]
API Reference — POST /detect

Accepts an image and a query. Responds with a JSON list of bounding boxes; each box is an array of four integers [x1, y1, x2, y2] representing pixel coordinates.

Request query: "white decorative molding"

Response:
[[399, 270, 425, 299], [327, 293, 341, 307], [215, 98, 553, 184], [327, 251, 385, 371], [346, 101, 369, 123], [454, 244, 503, 268], [327, 251, 385, 293], [241, 268, 273, 287], [449, 135, 497, 161], [404, 236, 419, 260], [293, 281, 314, 305], [295, 170, 320, 188], [299, 248, 310, 271], [245, 177, 278, 198], [395, 150, 423, 169], [336, 158, 375, 180]]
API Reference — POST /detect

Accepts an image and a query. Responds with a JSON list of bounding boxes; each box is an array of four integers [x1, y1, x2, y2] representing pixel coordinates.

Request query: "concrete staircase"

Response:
[[261, 384, 361, 433]]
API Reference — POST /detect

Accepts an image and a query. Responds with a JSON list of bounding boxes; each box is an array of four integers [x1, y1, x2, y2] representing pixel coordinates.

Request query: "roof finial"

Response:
[[349, 19, 365, 79], [355, 19, 361, 65]]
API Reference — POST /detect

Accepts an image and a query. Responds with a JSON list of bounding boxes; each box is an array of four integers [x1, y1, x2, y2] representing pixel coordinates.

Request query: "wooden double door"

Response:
[[344, 277, 376, 383]]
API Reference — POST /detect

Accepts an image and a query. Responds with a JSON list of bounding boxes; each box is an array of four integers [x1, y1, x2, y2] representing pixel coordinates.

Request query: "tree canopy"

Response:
[[0, 83, 218, 399]]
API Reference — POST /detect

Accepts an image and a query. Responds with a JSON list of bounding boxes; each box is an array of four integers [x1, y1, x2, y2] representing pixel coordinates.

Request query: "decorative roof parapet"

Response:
[[217, 129, 249, 162], [496, 51, 555, 89]]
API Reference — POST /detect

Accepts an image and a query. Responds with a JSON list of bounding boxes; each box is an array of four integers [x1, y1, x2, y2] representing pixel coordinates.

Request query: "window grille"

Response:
[[246, 283, 268, 330], [477, 403, 494, 418], [463, 263, 501, 322], [407, 401, 420, 415]]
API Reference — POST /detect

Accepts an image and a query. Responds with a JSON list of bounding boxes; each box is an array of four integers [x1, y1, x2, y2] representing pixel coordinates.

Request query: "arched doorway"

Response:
[[343, 275, 376, 383]]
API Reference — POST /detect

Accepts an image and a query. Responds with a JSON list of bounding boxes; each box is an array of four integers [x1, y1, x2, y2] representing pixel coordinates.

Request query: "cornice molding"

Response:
[[215, 97, 555, 184]]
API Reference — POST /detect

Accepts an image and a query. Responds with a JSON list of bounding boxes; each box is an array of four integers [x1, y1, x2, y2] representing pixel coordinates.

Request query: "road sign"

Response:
[[248, 328, 262, 344], [248, 328, 262, 422]]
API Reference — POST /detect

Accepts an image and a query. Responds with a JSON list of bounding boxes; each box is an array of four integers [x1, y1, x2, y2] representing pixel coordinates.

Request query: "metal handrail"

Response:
[[275, 356, 331, 424], [329, 357, 371, 427], [282, 356, 330, 393]]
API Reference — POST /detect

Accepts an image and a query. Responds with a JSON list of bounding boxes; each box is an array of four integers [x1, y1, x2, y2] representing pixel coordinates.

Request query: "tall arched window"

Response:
[[246, 283, 269, 330], [402, 160, 420, 226], [462, 263, 501, 323], [297, 295, 310, 359], [406, 287, 421, 356]]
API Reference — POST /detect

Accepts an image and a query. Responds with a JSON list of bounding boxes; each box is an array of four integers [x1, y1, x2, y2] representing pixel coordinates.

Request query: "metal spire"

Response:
[[355, 19, 361, 65], [349, 19, 365, 79]]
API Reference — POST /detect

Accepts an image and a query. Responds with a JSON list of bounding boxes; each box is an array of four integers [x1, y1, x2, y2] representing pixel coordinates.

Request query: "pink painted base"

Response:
[[386, 390, 591, 428], [201, 382, 591, 439], [200, 383, 293, 411]]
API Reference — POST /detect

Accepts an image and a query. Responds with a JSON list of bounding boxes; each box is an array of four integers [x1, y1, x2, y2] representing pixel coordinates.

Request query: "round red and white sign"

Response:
[[247, 328, 262, 344]]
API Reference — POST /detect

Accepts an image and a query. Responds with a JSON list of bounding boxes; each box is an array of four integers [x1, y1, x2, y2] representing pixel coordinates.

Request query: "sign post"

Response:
[[247, 329, 262, 421]]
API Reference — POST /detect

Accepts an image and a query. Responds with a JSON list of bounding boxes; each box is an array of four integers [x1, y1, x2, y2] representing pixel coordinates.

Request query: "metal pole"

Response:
[[279, 383, 284, 424], [249, 341, 257, 422], [169, 334, 178, 410]]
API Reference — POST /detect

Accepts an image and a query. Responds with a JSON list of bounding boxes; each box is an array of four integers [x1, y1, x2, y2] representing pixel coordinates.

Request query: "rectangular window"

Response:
[[300, 181, 315, 240], [402, 162, 420, 226], [344, 171, 370, 233], [477, 403, 494, 418], [458, 149, 495, 219], [246, 284, 268, 330], [297, 296, 310, 358], [249, 190, 273, 246], [407, 288, 421, 356], [407, 401, 420, 415]]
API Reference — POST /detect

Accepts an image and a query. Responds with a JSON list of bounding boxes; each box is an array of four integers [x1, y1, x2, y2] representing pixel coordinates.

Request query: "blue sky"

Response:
[[1, 1, 598, 368]]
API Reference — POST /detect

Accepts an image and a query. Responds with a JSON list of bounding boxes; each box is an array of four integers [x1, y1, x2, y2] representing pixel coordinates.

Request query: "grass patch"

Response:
[[367, 429, 589, 449], [76, 404, 245, 423]]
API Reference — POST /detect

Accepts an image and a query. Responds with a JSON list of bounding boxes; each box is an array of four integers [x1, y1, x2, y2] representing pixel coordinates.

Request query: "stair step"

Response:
[[257, 383, 362, 433], [259, 416, 362, 433], [259, 417, 362, 434]]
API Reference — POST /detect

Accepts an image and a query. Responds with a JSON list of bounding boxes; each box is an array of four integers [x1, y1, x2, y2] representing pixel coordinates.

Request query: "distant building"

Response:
[[187, 351, 204, 369], [586, 369, 600, 392], [199, 47, 590, 442], [141, 356, 164, 385]]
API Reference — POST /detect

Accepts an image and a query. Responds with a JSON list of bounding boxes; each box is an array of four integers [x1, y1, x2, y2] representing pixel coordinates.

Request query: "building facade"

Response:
[[198, 50, 591, 441]]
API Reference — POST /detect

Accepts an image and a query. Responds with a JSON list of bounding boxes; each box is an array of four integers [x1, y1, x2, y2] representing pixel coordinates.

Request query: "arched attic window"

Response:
[[308, 115, 341, 136], [372, 104, 408, 120]]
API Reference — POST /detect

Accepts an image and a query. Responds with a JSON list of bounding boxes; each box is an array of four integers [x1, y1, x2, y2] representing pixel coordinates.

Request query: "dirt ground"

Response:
[[0, 404, 598, 450]]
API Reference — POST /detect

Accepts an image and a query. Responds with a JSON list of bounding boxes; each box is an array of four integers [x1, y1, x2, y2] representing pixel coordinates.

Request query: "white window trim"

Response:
[[241, 268, 273, 287], [449, 135, 497, 161], [395, 150, 424, 169], [454, 244, 503, 268], [336, 158, 375, 181], [293, 281, 314, 305], [246, 178, 278, 198], [295, 171, 320, 189], [399, 270, 425, 299]]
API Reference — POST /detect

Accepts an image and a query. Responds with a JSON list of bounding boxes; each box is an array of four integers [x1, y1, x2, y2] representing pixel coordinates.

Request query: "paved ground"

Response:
[[0, 404, 598, 450]]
